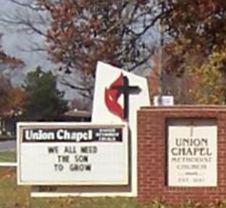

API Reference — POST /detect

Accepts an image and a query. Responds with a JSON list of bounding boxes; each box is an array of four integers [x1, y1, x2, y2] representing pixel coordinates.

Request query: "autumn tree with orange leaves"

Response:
[[37, 0, 155, 75], [0, 78, 27, 116], [38, 0, 226, 104], [4, 0, 226, 104], [0, 34, 26, 115], [153, 0, 226, 104], [2, 0, 158, 102]]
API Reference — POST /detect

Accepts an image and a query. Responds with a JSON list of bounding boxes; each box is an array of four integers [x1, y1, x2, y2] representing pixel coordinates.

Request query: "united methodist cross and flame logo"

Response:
[[104, 73, 141, 121]]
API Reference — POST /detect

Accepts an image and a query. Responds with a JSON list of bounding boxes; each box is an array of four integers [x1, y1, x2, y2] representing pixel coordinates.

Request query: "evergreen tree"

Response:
[[23, 67, 68, 120]]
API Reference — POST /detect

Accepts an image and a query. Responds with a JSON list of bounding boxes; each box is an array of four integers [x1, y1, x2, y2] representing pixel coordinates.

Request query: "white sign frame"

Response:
[[17, 122, 128, 186], [92, 62, 151, 196]]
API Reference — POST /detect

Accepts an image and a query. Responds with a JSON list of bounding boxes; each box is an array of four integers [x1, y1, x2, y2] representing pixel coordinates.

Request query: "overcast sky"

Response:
[[0, 0, 79, 100], [0, 0, 52, 69]]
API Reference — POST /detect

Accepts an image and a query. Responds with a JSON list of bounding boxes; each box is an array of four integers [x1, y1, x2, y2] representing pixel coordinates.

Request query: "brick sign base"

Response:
[[137, 106, 226, 204]]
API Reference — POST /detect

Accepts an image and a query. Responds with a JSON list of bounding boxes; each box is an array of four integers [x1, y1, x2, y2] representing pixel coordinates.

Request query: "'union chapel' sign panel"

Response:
[[17, 123, 128, 186], [167, 119, 217, 187]]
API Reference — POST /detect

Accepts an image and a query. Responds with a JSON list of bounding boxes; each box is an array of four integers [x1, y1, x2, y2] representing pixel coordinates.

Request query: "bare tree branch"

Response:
[[59, 78, 91, 92], [8, 0, 45, 11]]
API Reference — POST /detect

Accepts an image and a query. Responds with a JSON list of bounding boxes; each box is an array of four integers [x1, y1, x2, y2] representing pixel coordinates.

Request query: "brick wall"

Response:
[[137, 106, 226, 204]]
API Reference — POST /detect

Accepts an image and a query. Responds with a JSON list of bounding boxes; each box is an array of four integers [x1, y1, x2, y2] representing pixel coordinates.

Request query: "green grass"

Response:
[[0, 167, 226, 208], [0, 150, 16, 162], [0, 167, 140, 208]]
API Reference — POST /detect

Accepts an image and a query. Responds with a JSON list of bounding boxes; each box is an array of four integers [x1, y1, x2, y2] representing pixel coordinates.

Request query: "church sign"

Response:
[[167, 119, 217, 187], [17, 123, 128, 185]]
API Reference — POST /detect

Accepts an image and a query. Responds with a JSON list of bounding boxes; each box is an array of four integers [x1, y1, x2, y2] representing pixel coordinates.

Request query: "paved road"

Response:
[[0, 140, 16, 152]]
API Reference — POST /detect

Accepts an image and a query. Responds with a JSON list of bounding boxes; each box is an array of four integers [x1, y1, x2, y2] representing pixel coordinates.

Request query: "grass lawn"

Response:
[[0, 150, 16, 163], [0, 167, 225, 208], [0, 167, 140, 208]]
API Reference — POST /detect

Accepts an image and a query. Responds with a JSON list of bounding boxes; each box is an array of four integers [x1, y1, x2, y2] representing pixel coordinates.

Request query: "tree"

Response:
[[8, 87, 27, 114], [39, 0, 156, 74], [151, 0, 226, 104], [0, 33, 25, 115], [159, 0, 226, 53], [2, 0, 158, 103], [23, 67, 68, 120], [149, 47, 197, 104], [0, 75, 27, 116], [0, 75, 12, 115], [0, 34, 24, 79], [189, 47, 226, 104]]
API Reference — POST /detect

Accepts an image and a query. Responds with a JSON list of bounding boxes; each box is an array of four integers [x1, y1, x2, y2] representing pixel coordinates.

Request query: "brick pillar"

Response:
[[137, 106, 226, 204]]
